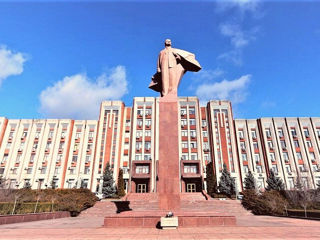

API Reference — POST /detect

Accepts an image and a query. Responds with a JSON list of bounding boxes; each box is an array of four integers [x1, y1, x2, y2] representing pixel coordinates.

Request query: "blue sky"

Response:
[[0, 0, 319, 120]]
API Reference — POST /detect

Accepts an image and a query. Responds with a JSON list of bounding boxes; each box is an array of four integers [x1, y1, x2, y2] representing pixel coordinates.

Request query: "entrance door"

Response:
[[137, 184, 147, 193], [186, 183, 196, 192]]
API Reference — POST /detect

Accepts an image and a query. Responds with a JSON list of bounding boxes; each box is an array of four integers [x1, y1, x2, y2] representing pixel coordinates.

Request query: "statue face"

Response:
[[165, 39, 172, 46]]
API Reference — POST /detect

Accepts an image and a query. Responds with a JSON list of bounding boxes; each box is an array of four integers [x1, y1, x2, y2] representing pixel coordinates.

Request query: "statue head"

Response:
[[164, 39, 172, 47]]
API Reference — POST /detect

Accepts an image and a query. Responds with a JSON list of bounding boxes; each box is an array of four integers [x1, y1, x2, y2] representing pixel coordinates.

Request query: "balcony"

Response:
[[131, 161, 151, 179], [180, 160, 201, 178]]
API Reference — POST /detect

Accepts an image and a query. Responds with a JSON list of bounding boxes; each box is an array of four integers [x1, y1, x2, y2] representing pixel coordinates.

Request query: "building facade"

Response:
[[1, 97, 320, 193]]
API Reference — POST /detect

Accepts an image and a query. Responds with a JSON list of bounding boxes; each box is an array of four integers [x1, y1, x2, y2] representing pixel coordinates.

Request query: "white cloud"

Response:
[[0, 45, 27, 86], [218, 23, 258, 65], [216, 0, 261, 15], [195, 74, 251, 105], [191, 68, 224, 81], [39, 65, 128, 119]]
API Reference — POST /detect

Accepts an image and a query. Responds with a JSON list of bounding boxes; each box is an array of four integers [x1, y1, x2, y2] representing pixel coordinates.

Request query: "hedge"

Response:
[[0, 188, 98, 217], [0, 202, 55, 215]]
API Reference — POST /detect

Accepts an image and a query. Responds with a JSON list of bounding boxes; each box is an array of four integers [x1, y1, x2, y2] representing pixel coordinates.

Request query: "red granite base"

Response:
[[104, 211, 236, 228]]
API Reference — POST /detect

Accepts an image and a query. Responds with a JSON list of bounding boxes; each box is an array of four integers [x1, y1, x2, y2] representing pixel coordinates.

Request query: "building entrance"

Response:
[[137, 183, 147, 193], [186, 183, 196, 192]]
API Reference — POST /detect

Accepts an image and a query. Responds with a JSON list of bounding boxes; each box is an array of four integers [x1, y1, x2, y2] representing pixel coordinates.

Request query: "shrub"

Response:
[[242, 190, 288, 216]]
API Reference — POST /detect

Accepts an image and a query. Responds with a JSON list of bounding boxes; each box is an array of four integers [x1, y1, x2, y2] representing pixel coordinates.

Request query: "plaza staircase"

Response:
[[80, 193, 252, 217]]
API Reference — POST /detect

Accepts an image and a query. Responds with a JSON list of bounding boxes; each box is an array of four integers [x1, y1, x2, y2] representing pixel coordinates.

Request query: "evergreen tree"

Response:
[[117, 169, 126, 197], [218, 164, 235, 197], [206, 161, 217, 196], [266, 169, 284, 191], [102, 163, 116, 198], [244, 170, 256, 190]]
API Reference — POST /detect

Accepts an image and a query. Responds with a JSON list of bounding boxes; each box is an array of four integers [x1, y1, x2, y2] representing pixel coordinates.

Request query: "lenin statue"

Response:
[[149, 39, 201, 97]]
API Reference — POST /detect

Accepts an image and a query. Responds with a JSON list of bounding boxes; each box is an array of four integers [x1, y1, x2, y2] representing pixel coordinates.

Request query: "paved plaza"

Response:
[[1, 214, 320, 239]]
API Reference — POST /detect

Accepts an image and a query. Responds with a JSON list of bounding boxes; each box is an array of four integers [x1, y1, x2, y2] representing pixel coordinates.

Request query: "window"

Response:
[[306, 140, 312, 148], [189, 107, 195, 115], [135, 154, 141, 160], [272, 165, 278, 174], [145, 142, 151, 150], [291, 129, 297, 137], [145, 109, 152, 116], [238, 130, 244, 139], [181, 154, 189, 160], [280, 140, 286, 149], [182, 142, 188, 148], [40, 167, 47, 174], [6, 142, 11, 149], [136, 131, 143, 138], [137, 109, 143, 116], [54, 167, 60, 175], [265, 128, 271, 138], [15, 154, 21, 163], [243, 166, 249, 173], [184, 165, 197, 173], [256, 165, 262, 173], [30, 154, 35, 163], [181, 130, 188, 137], [48, 131, 54, 139], [299, 165, 306, 172], [296, 152, 302, 160], [278, 129, 284, 138], [312, 165, 318, 172], [288, 178, 294, 189], [136, 142, 142, 150], [253, 142, 259, 150], [190, 142, 197, 148], [180, 108, 187, 116], [191, 154, 197, 160], [145, 119, 151, 127], [35, 131, 40, 139], [190, 130, 196, 138], [304, 129, 310, 138], [269, 153, 275, 162], [240, 142, 246, 150], [310, 152, 316, 161], [67, 179, 74, 189], [294, 140, 300, 148], [189, 119, 196, 126], [145, 130, 151, 137], [283, 152, 289, 161], [268, 141, 273, 149], [241, 154, 247, 161], [203, 142, 209, 150], [72, 155, 78, 162], [251, 130, 257, 139], [1, 154, 8, 164], [254, 154, 260, 163], [22, 131, 28, 138], [202, 120, 207, 127], [75, 132, 81, 139], [69, 168, 75, 175], [61, 131, 66, 138], [59, 142, 65, 150], [136, 166, 149, 174], [286, 165, 291, 173], [46, 141, 51, 150], [144, 154, 151, 160], [137, 119, 143, 126], [202, 131, 208, 137], [26, 168, 32, 174], [181, 119, 187, 127], [84, 167, 90, 174]]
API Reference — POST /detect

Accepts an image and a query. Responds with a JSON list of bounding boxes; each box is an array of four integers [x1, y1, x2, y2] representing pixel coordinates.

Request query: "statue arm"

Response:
[[157, 53, 161, 73]]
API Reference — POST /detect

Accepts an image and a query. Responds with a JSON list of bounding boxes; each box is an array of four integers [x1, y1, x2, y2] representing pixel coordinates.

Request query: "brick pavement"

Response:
[[1, 214, 320, 239]]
